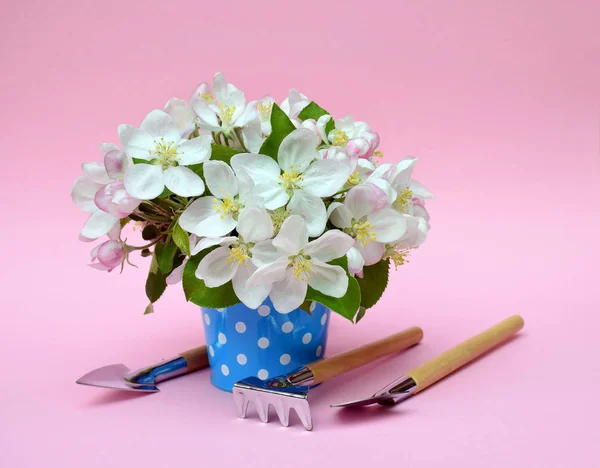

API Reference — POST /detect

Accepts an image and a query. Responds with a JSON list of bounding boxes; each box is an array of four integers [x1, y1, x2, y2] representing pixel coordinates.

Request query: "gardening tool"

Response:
[[76, 345, 209, 393], [331, 315, 524, 408], [232, 326, 424, 430]]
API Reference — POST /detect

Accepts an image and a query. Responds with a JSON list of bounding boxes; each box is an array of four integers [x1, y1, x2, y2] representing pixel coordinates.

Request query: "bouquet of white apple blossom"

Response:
[[71, 72, 433, 320]]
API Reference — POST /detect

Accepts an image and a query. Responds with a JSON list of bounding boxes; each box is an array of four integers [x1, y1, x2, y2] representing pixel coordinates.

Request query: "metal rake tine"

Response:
[[292, 400, 313, 431], [253, 395, 269, 423], [233, 390, 249, 418], [274, 400, 290, 427]]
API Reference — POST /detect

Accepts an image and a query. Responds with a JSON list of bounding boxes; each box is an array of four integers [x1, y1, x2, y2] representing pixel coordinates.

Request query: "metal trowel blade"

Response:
[[76, 364, 159, 393]]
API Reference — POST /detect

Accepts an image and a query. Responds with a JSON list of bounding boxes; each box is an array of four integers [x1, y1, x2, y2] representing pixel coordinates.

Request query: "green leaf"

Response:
[[159, 187, 172, 198], [155, 242, 178, 275], [305, 256, 361, 321], [188, 143, 242, 180], [354, 306, 367, 324], [297, 101, 335, 134], [356, 258, 390, 309], [182, 247, 240, 308], [142, 225, 160, 241], [119, 217, 131, 229], [143, 303, 154, 315], [145, 253, 168, 303], [132, 157, 149, 164], [172, 223, 190, 256], [258, 103, 296, 159]]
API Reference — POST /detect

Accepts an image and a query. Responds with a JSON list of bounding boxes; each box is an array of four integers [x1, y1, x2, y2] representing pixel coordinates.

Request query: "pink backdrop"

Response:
[[1, 0, 599, 466]]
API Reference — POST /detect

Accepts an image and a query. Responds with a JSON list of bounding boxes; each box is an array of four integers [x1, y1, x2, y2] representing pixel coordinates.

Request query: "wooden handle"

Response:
[[406, 315, 524, 392], [179, 346, 210, 373], [307, 326, 423, 385]]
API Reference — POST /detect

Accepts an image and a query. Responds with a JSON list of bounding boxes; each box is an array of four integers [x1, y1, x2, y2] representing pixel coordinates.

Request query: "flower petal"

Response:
[[277, 128, 319, 173], [179, 196, 237, 237], [247, 256, 289, 288], [369, 208, 408, 243], [270, 269, 308, 313], [327, 202, 352, 229], [410, 179, 434, 200], [139, 110, 181, 142], [118, 125, 154, 160], [237, 206, 273, 243], [287, 191, 327, 237], [82, 162, 112, 185], [356, 240, 385, 266], [191, 236, 238, 255], [124, 163, 165, 200], [192, 102, 221, 131], [345, 184, 389, 220], [163, 166, 205, 197], [230, 153, 281, 185], [177, 135, 212, 165], [299, 159, 351, 197], [197, 246, 237, 288], [253, 181, 289, 210], [166, 261, 186, 285], [251, 240, 281, 268], [234, 101, 257, 127], [347, 247, 365, 276], [272, 215, 308, 255], [71, 176, 104, 213], [101, 144, 130, 179], [307, 259, 349, 298], [80, 211, 118, 239], [304, 230, 354, 262], [212, 72, 228, 102], [233, 263, 271, 309], [203, 160, 239, 199]]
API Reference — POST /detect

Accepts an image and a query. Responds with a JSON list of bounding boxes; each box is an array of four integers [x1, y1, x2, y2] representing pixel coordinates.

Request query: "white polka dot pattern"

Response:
[[204, 313, 211, 326], [235, 322, 246, 333], [218, 333, 227, 344], [302, 333, 312, 344], [257, 337, 270, 349], [221, 364, 229, 376], [280, 354, 291, 365], [316, 346, 323, 357], [258, 369, 269, 380], [237, 354, 247, 365], [281, 322, 293, 333], [258, 305, 270, 316]]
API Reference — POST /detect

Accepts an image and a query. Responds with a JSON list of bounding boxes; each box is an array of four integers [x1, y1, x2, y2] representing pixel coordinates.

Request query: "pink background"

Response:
[[1, 0, 599, 466]]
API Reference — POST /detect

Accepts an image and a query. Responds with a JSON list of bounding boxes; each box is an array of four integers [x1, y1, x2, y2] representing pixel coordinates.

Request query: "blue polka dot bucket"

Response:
[[201, 298, 330, 392]]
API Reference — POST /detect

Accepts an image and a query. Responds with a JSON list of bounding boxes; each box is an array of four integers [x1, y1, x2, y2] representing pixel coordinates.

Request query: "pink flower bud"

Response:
[[95, 181, 141, 219], [96, 240, 126, 271]]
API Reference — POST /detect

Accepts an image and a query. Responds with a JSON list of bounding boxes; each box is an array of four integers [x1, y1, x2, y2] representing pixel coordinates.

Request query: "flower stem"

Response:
[[234, 128, 249, 152]]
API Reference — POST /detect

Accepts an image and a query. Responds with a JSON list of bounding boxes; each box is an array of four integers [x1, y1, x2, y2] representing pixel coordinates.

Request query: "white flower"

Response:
[[241, 96, 275, 153], [197, 206, 276, 309], [280, 89, 310, 123], [192, 72, 256, 136], [178, 160, 261, 237], [230, 128, 352, 236], [165, 234, 198, 285], [163, 97, 196, 138], [328, 183, 408, 273], [323, 116, 380, 159], [71, 143, 137, 240], [119, 110, 211, 200], [247, 215, 354, 313], [376, 157, 434, 214]]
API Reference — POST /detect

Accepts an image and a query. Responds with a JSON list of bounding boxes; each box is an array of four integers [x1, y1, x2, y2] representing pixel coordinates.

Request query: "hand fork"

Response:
[[232, 326, 423, 430]]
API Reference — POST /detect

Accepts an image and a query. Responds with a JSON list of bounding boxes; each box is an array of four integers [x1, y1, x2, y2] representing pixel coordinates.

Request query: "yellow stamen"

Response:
[[388, 246, 410, 270], [227, 246, 250, 266], [352, 220, 377, 247], [199, 92, 214, 104], [212, 196, 239, 218], [348, 171, 361, 185], [257, 101, 273, 121], [331, 129, 349, 146], [279, 167, 304, 191], [372, 150, 383, 159], [291, 255, 313, 281], [219, 103, 237, 125], [394, 187, 413, 213], [270, 208, 291, 233], [149, 138, 179, 168]]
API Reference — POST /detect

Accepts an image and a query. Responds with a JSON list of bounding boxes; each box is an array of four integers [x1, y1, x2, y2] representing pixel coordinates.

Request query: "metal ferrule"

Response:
[[285, 366, 315, 387], [373, 375, 418, 406], [125, 356, 188, 386]]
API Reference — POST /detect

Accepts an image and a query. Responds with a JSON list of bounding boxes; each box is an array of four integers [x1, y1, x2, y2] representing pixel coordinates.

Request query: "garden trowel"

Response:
[[76, 346, 209, 393]]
